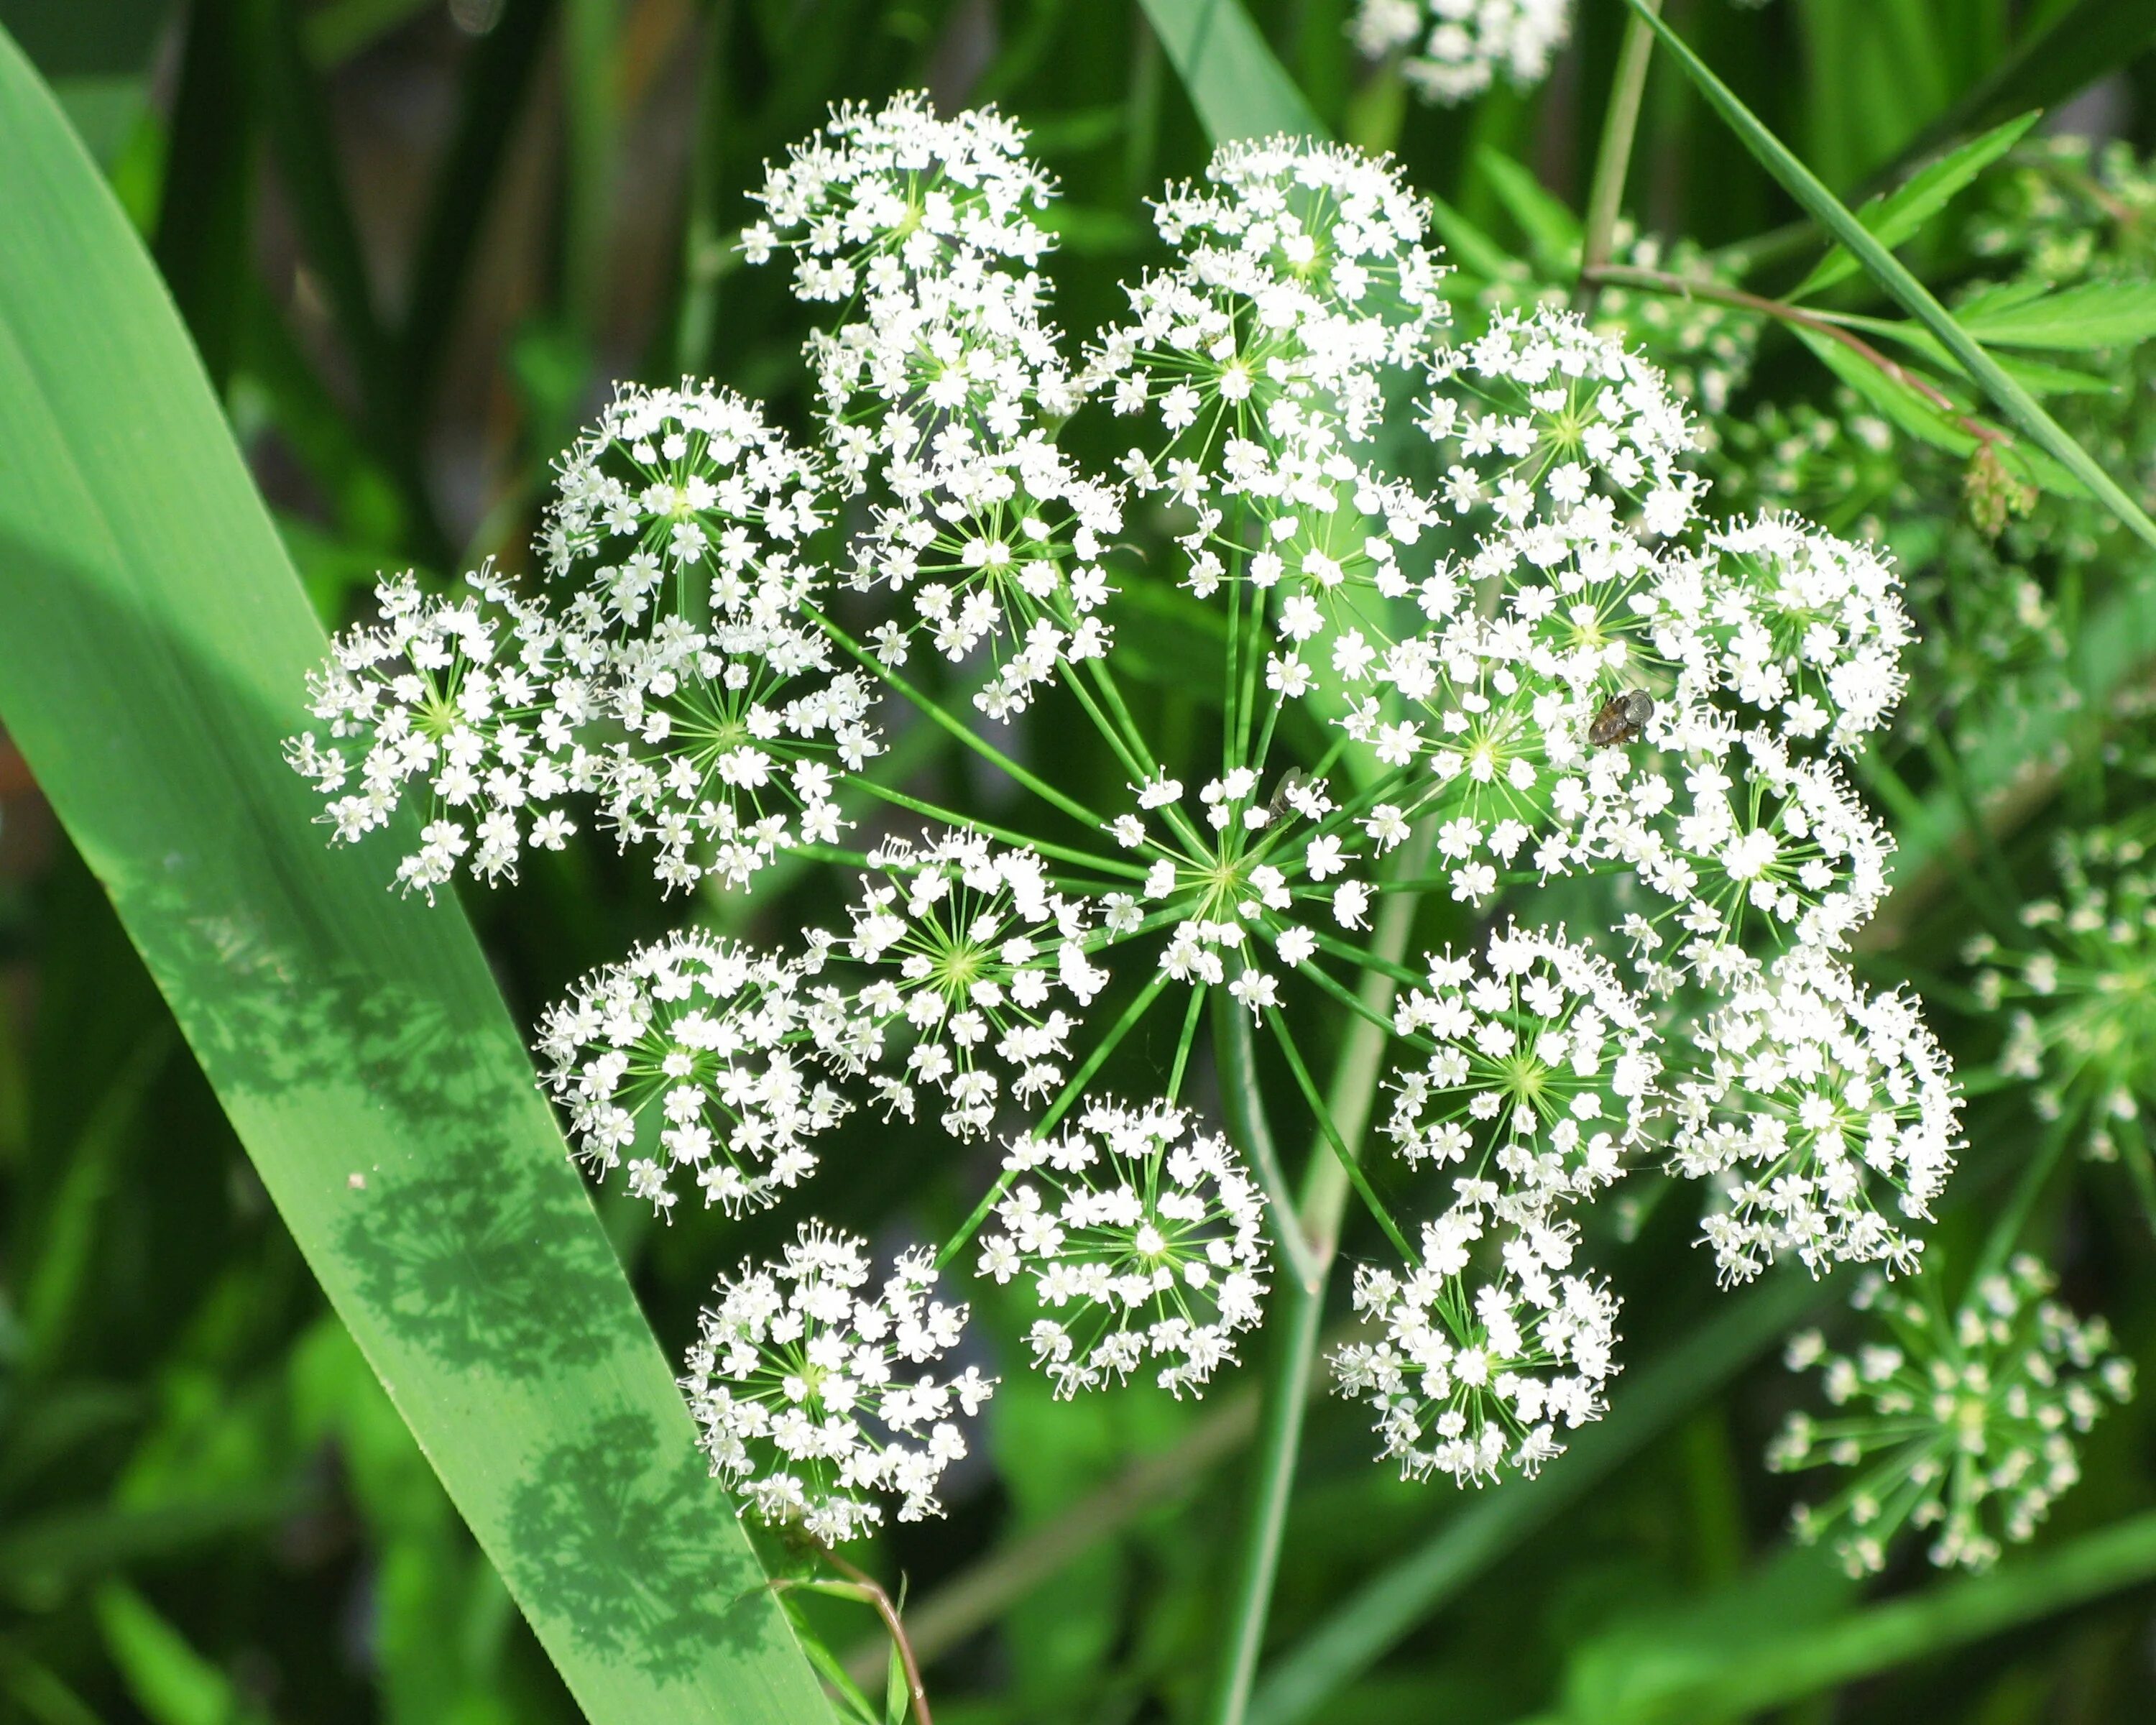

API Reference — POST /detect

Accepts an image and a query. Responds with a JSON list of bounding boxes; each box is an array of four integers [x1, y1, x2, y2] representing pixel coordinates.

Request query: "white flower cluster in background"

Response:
[[1968, 828, 2156, 1170], [1768, 1258, 2133, 1576], [288, 95, 1994, 1540], [1351, 0, 1574, 106], [1350, 0, 1774, 107]]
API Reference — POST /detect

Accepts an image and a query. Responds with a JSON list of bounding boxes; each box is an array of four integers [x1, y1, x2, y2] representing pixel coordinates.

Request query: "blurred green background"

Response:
[[2, 2, 2155, 1721]]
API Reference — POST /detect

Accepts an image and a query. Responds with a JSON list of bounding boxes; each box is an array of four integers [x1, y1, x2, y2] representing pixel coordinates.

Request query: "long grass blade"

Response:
[[0, 31, 831, 1723], [1134, 0, 1324, 142], [1623, 0, 2156, 555]]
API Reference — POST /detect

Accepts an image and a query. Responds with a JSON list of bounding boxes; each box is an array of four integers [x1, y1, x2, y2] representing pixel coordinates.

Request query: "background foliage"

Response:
[[1, 1, 2154, 1721]]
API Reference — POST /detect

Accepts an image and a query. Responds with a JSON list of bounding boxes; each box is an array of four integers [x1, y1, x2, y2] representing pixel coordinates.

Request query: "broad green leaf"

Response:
[[1625, 0, 2156, 553], [1134, 0, 1324, 142], [1474, 146, 1583, 280], [1957, 279, 2156, 350], [0, 29, 831, 1725], [1789, 110, 2039, 298]]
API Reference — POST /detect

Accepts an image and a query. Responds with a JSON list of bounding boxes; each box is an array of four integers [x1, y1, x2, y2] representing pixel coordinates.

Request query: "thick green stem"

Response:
[[1214, 992, 1325, 1294], [1202, 826, 1433, 1725], [1575, 0, 1663, 308]]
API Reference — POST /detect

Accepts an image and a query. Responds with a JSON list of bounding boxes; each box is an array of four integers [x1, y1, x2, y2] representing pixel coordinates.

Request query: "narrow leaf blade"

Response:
[[1625, 0, 2156, 553], [1135, 0, 1325, 142], [1789, 110, 2039, 298], [0, 30, 830, 1725], [1958, 279, 2156, 350]]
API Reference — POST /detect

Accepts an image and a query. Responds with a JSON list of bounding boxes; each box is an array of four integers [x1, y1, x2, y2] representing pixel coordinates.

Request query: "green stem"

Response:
[[1575, 0, 1663, 309], [1212, 991, 1325, 1294], [1264, 1009, 1414, 1263], [933, 970, 1171, 1270], [847, 776, 1148, 881], [809, 606, 1108, 833], [1202, 824, 1433, 1725], [1167, 985, 1208, 1102]]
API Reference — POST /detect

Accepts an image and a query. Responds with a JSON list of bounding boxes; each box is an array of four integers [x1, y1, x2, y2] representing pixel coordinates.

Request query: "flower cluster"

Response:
[[830, 831, 1109, 1138], [1769, 1258, 2133, 1575], [1386, 929, 1659, 1205], [1350, 0, 1574, 106], [1335, 1205, 1619, 1484], [1351, 0, 1776, 108], [683, 1225, 994, 1542], [1422, 305, 1703, 535], [1670, 949, 1959, 1282], [1970, 828, 2156, 1173], [746, 93, 1121, 722], [978, 1100, 1268, 1397], [286, 567, 599, 896], [286, 97, 1981, 1538], [534, 930, 847, 1218]]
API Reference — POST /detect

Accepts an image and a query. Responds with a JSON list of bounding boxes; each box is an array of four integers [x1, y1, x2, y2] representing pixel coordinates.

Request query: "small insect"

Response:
[[1588, 689, 1655, 748], [1257, 767, 1309, 827]]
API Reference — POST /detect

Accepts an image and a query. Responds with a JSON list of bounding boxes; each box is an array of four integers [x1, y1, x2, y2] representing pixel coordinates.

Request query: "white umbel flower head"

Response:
[[745, 92, 1056, 302], [538, 380, 883, 894], [542, 379, 826, 620], [1672, 948, 1961, 1282], [1602, 724, 1892, 979], [535, 930, 847, 1217], [683, 1223, 995, 1544], [977, 1098, 1270, 1397], [1387, 929, 1661, 1206], [1422, 304, 1703, 538], [1694, 515, 1912, 755], [286, 566, 599, 897], [831, 831, 1109, 1138], [743, 93, 1074, 494], [1334, 1200, 1620, 1485], [1352, 0, 1575, 107], [1768, 1258, 2133, 1576], [1970, 828, 2156, 1171], [1093, 134, 1448, 454]]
